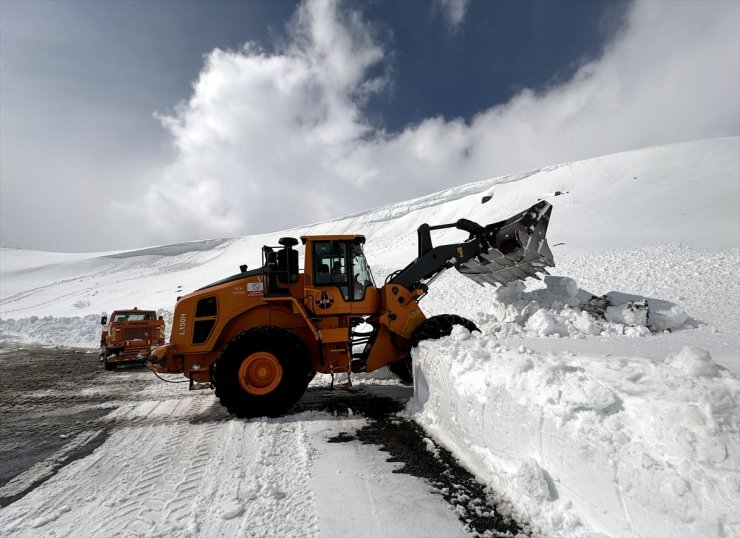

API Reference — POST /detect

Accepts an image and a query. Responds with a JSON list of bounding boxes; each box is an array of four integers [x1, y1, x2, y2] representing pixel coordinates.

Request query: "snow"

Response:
[[1, 137, 739, 537], [406, 280, 740, 536], [0, 382, 468, 538]]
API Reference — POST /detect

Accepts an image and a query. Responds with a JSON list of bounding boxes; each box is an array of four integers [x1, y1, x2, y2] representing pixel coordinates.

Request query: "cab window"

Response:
[[350, 242, 374, 301], [313, 241, 348, 287], [113, 312, 154, 322], [312, 240, 374, 302], [313, 240, 353, 300]]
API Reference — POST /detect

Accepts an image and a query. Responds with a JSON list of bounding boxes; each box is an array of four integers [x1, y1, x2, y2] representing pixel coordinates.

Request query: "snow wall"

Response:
[[407, 280, 740, 537]]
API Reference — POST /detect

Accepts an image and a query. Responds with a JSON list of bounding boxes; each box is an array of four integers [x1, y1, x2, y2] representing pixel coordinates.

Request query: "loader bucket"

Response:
[[456, 201, 555, 287]]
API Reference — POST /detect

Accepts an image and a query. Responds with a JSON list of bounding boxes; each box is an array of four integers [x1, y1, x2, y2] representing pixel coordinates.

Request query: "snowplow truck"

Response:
[[100, 308, 166, 370], [150, 201, 554, 417]]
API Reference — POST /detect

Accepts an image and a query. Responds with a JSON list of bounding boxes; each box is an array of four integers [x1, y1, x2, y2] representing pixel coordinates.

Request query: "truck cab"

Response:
[[100, 308, 165, 370]]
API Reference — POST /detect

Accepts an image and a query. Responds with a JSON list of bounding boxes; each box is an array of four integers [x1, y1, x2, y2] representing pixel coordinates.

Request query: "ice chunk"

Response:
[[525, 309, 569, 337], [495, 280, 526, 303], [666, 346, 720, 378], [605, 300, 648, 327], [648, 302, 689, 332], [544, 275, 578, 300], [449, 324, 471, 341], [606, 291, 688, 331]]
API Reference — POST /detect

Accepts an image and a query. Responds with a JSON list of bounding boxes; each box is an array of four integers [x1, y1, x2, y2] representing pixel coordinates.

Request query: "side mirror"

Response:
[[101, 315, 108, 325]]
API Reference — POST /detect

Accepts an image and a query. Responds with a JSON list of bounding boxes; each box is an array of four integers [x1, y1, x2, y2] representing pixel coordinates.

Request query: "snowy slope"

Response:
[[1, 137, 739, 537], [1, 137, 737, 322]]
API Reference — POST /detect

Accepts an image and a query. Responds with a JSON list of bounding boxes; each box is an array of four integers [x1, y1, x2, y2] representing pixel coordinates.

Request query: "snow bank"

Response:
[[0, 314, 103, 348], [407, 276, 739, 536], [408, 327, 740, 537], [0, 311, 174, 348]]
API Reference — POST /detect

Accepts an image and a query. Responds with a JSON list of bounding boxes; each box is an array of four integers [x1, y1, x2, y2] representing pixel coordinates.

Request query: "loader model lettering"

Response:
[[178, 313, 187, 336], [232, 286, 246, 295]]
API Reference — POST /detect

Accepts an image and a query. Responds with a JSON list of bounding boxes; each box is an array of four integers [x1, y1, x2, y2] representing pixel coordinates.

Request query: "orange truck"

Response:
[[100, 308, 165, 370]]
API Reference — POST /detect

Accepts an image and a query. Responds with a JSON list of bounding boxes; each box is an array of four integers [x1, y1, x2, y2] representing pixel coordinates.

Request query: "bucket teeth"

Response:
[[520, 267, 542, 279], [454, 201, 555, 288]]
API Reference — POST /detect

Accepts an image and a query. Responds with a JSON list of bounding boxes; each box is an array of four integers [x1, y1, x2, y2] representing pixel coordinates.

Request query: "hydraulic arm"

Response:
[[390, 200, 554, 290]]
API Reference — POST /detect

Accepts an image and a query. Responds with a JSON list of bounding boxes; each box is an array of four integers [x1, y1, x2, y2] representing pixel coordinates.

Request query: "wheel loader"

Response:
[[150, 201, 554, 417]]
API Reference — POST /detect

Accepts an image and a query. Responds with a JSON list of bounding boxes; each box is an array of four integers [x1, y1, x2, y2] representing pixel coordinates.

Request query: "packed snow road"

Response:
[[0, 343, 520, 537]]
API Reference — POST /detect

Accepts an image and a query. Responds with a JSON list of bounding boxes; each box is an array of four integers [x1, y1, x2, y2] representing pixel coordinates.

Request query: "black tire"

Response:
[[389, 314, 479, 384], [212, 327, 313, 418], [103, 356, 115, 371]]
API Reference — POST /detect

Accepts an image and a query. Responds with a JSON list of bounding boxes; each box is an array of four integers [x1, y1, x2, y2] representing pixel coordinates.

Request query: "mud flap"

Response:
[[456, 201, 555, 287]]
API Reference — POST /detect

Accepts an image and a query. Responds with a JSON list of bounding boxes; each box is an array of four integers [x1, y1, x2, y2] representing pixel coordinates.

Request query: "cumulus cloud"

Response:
[[136, 0, 739, 245]]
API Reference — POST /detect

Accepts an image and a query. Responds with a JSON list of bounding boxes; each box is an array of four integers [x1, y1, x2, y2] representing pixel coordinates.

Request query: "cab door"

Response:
[[347, 241, 380, 315], [303, 239, 379, 316], [305, 239, 353, 316]]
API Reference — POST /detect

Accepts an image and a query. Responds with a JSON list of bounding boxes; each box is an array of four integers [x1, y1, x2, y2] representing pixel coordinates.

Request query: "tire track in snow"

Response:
[[236, 420, 319, 537], [90, 397, 220, 537], [0, 395, 218, 536], [185, 421, 262, 536], [0, 424, 169, 535]]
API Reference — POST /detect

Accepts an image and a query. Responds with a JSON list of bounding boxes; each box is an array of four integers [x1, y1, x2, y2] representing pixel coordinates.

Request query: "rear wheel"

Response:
[[389, 314, 479, 383], [212, 327, 312, 418]]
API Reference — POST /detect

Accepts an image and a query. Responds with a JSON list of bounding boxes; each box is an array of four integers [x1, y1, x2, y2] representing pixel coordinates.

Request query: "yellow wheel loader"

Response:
[[150, 201, 554, 417]]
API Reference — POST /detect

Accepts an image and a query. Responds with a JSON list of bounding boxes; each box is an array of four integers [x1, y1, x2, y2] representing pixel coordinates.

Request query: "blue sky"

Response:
[[363, 0, 630, 130], [1, 0, 737, 251]]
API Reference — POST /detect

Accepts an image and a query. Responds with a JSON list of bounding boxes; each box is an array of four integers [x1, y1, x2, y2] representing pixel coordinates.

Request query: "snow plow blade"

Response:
[[456, 201, 555, 287]]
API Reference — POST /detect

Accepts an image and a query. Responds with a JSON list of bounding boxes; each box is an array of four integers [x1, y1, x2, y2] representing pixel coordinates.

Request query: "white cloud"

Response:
[[136, 0, 739, 246], [434, 0, 470, 31]]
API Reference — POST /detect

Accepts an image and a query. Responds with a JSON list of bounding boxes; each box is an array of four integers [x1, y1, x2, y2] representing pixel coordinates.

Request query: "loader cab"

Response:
[[302, 235, 378, 314]]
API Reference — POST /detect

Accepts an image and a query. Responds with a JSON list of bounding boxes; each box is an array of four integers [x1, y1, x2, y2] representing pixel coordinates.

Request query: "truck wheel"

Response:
[[212, 327, 312, 418], [103, 356, 115, 371], [389, 314, 479, 384]]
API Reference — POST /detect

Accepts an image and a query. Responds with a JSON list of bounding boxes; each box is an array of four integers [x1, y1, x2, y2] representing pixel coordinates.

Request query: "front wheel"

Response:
[[389, 314, 479, 383], [212, 327, 312, 418]]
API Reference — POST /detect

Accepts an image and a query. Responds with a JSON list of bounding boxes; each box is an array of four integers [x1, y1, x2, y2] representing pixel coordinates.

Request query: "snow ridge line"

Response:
[[288, 164, 565, 230]]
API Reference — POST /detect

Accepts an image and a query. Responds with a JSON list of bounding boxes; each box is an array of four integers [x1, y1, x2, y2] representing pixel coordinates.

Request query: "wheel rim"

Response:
[[238, 351, 283, 395]]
